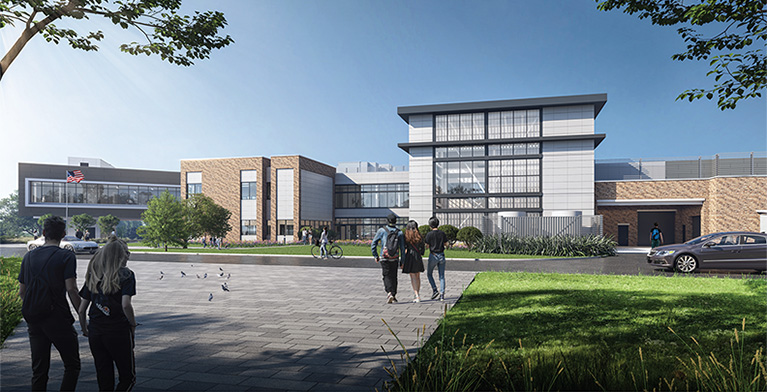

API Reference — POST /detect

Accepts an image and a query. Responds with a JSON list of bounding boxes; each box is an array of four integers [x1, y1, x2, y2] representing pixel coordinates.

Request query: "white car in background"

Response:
[[27, 236, 99, 254]]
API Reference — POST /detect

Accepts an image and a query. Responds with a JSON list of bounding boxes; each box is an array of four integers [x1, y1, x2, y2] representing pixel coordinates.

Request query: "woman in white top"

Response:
[[320, 227, 329, 259]]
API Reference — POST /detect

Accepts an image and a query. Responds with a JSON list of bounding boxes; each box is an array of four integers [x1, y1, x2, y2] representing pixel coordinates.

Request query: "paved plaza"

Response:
[[1, 259, 476, 391]]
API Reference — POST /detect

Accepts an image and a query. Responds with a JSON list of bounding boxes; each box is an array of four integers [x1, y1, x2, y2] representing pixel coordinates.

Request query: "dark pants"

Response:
[[381, 259, 399, 296], [89, 328, 136, 391], [27, 317, 80, 391]]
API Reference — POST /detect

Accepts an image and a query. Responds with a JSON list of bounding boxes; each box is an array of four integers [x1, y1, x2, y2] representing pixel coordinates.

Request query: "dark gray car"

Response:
[[647, 231, 767, 273]]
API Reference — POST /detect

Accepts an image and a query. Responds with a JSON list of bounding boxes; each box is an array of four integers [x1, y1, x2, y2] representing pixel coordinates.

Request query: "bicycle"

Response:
[[311, 240, 343, 259]]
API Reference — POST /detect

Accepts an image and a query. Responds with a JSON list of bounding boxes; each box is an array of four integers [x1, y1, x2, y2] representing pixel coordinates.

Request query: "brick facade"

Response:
[[596, 176, 767, 245], [181, 155, 335, 243]]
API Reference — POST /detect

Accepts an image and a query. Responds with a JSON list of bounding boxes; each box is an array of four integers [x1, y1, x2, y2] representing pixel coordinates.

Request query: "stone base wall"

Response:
[[596, 176, 767, 246]]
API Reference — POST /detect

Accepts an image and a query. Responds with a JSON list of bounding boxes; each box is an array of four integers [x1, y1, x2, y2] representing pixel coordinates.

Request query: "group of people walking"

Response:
[[18, 216, 137, 391], [372, 214, 449, 303]]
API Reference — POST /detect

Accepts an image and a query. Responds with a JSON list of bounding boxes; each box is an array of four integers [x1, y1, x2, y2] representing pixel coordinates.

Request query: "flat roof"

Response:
[[397, 93, 608, 123]]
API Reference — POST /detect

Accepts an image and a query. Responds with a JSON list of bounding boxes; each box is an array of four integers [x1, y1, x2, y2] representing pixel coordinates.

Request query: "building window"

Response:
[[187, 183, 202, 197], [28, 181, 180, 205], [335, 216, 408, 240], [278, 220, 294, 236], [334, 183, 409, 208], [488, 142, 539, 156], [435, 197, 487, 210], [487, 159, 540, 193], [435, 112, 484, 142], [488, 109, 540, 139], [434, 161, 486, 195], [265, 182, 271, 200], [241, 182, 257, 200], [241, 220, 258, 236]]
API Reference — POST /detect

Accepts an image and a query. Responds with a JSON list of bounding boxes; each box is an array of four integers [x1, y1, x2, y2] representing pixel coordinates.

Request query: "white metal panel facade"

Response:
[[409, 146, 433, 226], [276, 169, 294, 220], [300, 170, 333, 221], [186, 172, 202, 184]]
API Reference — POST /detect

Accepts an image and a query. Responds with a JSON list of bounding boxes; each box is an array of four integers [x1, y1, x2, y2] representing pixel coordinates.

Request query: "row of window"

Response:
[[434, 109, 541, 142], [435, 143, 540, 159], [335, 216, 409, 240], [241, 182, 257, 200], [335, 183, 409, 208], [436, 211, 542, 233], [29, 181, 180, 205], [488, 159, 540, 194], [435, 196, 540, 210]]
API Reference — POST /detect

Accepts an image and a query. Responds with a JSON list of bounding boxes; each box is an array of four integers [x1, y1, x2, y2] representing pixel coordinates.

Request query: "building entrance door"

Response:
[[637, 211, 675, 246], [617, 224, 629, 246]]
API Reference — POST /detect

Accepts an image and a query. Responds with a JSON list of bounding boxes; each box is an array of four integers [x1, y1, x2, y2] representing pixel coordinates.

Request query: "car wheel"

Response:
[[64, 245, 75, 253], [674, 254, 698, 273], [28, 244, 37, 251]]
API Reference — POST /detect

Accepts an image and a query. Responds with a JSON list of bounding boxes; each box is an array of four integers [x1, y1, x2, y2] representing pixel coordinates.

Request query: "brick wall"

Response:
[[596, 176, 767, 245]]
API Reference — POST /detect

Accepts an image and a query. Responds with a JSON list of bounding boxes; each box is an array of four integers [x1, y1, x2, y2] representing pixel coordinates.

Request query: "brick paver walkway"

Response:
[[1, 260, 476, 391]]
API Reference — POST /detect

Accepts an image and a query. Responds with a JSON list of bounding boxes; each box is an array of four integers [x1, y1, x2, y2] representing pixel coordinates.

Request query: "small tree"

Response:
[[0, 190, 37, 236], [457, 226, 483, 248], [97, 214, 121, 237], [438, 224, 459, 247], [185, 193, 231, 241], [71, 213, 96, 235], [137, 190, 189, 251], [418, 225, 431, 238]]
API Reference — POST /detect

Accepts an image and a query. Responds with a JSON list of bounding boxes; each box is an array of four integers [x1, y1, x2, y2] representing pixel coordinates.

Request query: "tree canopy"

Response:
[[0, 0, 233, 80], [97, 214, 120, 237], [185, 193, 231, 240], [597, 0, 766, 110], [70, 213, 96, 234], [137, 190, 188, 251], [0, 190, 37, 237]]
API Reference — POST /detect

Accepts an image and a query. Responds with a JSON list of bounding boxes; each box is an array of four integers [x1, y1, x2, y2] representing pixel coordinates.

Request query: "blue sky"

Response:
[[1, 0, 765, 198]]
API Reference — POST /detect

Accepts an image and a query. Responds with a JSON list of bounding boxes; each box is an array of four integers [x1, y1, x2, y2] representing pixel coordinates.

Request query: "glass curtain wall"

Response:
[[29, 181, 180, 205]]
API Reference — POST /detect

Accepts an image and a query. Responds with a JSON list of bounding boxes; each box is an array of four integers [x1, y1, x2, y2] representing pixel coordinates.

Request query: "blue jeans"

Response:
[[427, 252, 446, 294], [320, 242, 327, 258]]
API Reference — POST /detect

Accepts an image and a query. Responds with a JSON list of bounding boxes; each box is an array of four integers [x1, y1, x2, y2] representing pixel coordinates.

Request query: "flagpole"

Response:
[[65, 174, 69, 236]]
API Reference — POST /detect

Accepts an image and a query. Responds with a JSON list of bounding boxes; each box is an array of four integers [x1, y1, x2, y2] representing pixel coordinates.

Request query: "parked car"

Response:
[[647, 231, 767, 273], [27, 236, 99, 254]]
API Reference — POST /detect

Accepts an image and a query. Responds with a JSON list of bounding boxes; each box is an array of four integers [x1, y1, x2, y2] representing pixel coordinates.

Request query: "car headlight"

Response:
[[655, 250, 676, 256]]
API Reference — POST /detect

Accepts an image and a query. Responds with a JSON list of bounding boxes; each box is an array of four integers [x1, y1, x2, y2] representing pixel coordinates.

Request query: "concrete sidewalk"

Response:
[[1, 261, 476, 391]]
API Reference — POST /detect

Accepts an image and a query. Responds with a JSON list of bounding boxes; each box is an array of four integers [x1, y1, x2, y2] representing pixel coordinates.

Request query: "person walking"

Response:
[[319, 227, 329, 259], [424, 216, 449, 301], [78, 236, 137, 391], [402, 220, 425, 303], [18, 215, 82, 391], [650, 223, 664, 248], [301, 228, 308, 245], [371, 213, 406, 304]]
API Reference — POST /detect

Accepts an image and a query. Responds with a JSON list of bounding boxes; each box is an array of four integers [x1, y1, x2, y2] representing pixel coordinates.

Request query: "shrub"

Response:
[[438, 225, 459, 246], [471, 234, 616, 257], [1, 257, 23, 343], [457, 226, 483, 247], [418, 225, 431, 238]]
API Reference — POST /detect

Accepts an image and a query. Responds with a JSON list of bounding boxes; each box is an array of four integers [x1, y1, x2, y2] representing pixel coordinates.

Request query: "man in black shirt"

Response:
[[19, 216, 81, 391], [423, 216, 449, 301]]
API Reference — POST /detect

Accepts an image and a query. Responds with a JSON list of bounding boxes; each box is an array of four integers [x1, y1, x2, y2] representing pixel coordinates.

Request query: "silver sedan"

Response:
[[27, 236, 99, 254]]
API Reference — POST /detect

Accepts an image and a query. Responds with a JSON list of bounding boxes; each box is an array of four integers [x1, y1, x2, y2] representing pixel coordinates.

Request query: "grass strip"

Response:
[[128, 244, 562, 259], [384, 272, 767, 391]]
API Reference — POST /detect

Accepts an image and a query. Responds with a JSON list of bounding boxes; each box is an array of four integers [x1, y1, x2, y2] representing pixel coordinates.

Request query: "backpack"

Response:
[[381, 227, 401, 260], [21, 251, 57, 323], [651, 228, 660, 240]]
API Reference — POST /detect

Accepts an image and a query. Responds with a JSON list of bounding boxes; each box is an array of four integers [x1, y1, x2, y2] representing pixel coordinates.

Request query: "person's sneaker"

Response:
[[439, 293, 445, 301], [431, 291, 440, 300], [413, 296, 420, 303], [387, 293, 394, 304], [391, 295, 398, 303]]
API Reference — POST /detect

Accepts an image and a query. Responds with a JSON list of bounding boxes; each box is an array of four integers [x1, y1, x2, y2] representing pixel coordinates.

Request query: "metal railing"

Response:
[[596, 152, 766, 181], [495, 215, 603, 237]]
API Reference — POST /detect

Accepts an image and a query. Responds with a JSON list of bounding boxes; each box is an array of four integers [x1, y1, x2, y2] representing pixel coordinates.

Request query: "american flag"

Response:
[[66, 170, 84, 183]]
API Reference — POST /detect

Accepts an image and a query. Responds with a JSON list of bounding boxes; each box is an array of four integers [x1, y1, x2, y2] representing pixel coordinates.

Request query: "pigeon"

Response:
[[226, 273, 231, 279], [196, 274, 201, 279], [181, 271, 186, 277], [160, 271, 164, 275], [203, 273, 207, 279], [219, 267, 224, 271], [158, 275, 164, 280], [222, 283, 229, 292], [208, 293, 213, 301], [218, 272, 224, 277]]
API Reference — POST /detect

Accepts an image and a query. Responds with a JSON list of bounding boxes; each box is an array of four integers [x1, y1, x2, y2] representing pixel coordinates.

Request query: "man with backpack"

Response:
[[371, 213, 406, 304], [650, 223, 664, 248], [18, 215, 82, 391]]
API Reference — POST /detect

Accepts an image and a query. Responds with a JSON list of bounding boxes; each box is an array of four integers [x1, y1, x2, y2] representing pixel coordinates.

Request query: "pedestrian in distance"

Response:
[[301, 228, 308, 245], [18, 215, 82, 391], [84, 230, 91, 241], [402, 220, 425, 303], [371, 213, 406, 304], [202, 236, 207, 248], [75, 229, 83, 240], [319, 227, 329, 259], [424, 216, 449, 301], [78, 236, 138, 391], [650, 223, 664, 248]]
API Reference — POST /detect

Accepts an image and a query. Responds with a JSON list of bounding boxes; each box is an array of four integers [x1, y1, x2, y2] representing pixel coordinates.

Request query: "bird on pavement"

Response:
[[181, 271, 186, 277], [208, 293, 213, 301], [222, 283, 229, 292]]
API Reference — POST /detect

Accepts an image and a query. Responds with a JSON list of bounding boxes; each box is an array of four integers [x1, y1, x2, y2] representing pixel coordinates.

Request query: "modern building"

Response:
[[397, 94, 607, 233], [18, 157, 180, 237], [180, 155, 335, 243], [595, 152, 767, 246]]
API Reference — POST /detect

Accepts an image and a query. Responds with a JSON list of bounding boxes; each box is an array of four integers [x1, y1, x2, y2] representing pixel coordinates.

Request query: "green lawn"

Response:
[[385, 272, 767, 391], [1, 257, 22, 344], [128, 244, 561, 259]]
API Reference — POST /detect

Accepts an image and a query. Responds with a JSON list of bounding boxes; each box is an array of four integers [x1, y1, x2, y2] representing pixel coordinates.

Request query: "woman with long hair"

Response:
[[402, 220, 425, 302], [78, 236, 137, 391]]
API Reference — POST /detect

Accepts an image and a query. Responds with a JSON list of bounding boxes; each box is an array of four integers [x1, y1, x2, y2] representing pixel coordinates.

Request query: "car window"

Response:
[[713, 235, 738, 246], [741, 235, 767, 245], [63, 236, 79, 241], [686, 234, 715, 245]]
